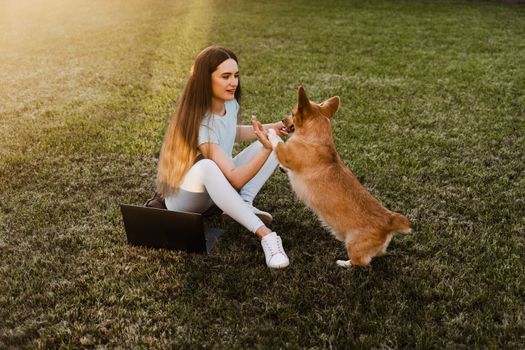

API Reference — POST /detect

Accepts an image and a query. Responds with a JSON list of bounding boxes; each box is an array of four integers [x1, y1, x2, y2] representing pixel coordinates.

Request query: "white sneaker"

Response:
[[261, 232, 289, 269]]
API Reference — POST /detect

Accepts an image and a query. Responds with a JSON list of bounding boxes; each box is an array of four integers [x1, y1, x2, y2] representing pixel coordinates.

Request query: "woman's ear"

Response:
[[320, 96, 340, 118]]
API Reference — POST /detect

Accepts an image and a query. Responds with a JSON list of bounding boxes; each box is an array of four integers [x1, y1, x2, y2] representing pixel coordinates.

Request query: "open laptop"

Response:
[[120, 204, 223, 254]]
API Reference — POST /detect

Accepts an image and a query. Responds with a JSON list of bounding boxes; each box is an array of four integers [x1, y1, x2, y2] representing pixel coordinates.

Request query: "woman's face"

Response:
[[211, 58, 239, 103]]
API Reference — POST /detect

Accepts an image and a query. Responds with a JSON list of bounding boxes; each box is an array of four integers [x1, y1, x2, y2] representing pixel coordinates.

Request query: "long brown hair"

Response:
[[156, 46, 242, 195]]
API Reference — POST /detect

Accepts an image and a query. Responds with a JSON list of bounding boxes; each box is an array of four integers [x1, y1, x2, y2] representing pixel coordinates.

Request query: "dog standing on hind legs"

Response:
[[268, 86, 412, 268]]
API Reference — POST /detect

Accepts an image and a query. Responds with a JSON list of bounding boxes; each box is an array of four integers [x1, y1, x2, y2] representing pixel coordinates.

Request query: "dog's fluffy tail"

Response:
[[389, 212, 412, 234]]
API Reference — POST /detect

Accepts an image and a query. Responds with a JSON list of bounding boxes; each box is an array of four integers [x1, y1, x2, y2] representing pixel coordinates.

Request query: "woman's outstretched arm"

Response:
[[236, 116, 288, 142]]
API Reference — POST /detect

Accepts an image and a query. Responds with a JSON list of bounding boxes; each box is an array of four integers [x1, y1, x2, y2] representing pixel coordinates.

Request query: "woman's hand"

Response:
[[251, 116, 272, 150], [268, 120, 289, 137]]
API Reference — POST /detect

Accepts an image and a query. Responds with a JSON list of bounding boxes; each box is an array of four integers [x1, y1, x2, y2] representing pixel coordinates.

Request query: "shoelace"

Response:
[[263, 239, 277, 256], [263, 236, 284, 256], [275, 236, 285, 255]]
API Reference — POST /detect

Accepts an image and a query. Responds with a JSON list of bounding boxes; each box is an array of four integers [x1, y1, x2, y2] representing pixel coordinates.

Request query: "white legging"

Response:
[[165, 141, 278, 233]]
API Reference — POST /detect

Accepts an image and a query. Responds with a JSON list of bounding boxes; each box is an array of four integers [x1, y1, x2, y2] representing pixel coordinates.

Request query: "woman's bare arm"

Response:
[[236, 117, 288, 142], [199, 117, 274, 190]]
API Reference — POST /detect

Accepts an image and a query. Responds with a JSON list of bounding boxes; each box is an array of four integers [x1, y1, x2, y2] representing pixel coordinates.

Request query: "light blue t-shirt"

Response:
[[198, 99, 239, 158]]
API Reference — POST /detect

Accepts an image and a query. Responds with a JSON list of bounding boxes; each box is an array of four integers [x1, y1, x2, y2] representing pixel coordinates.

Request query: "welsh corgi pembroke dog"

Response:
[[268, 86, 412, 267]]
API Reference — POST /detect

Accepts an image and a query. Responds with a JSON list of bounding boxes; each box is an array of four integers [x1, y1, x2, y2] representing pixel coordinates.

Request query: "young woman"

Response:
[[156, 46, 290, 269]]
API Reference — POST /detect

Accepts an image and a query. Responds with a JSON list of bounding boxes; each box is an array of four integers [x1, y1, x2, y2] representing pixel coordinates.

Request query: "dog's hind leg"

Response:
[[336, 233, 361, 268], [343, 233, 381, 267], [336, 235, 353, 268], [376, 233, 393, 257]]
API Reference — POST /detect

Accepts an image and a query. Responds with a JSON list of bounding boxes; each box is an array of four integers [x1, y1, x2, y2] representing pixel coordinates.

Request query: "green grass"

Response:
[[1, 0, 524, 348]]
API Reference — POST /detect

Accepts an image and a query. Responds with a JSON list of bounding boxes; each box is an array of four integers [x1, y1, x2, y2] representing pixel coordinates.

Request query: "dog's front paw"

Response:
[[336, 260, 351, 268], [267, 129, 283, 149]]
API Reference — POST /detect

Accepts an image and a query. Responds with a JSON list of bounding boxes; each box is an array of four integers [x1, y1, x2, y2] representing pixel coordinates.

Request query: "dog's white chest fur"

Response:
[[287, 171, 311, 204], [287, 171, 338, 235]]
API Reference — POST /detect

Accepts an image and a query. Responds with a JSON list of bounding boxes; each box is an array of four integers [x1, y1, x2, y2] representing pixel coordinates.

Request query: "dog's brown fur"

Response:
[[269, 86, 412, 267]]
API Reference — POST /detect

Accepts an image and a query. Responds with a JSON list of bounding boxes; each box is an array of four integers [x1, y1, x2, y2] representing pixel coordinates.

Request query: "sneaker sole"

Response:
[[268, 261, 289, 269]]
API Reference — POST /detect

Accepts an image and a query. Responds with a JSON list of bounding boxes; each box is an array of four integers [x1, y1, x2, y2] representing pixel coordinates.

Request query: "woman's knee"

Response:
[[179, 159, 220, 192], [197, 158, 220, 172], [196, 158, 225, 180]]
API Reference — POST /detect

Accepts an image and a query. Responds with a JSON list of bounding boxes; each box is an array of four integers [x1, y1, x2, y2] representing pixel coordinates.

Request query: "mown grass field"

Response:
[[1, 0, 524, 348]]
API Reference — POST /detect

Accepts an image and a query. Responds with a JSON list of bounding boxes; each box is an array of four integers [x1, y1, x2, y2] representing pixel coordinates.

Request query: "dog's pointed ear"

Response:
[[320, 96, 340, 118], [297, 85, 311, 113]]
